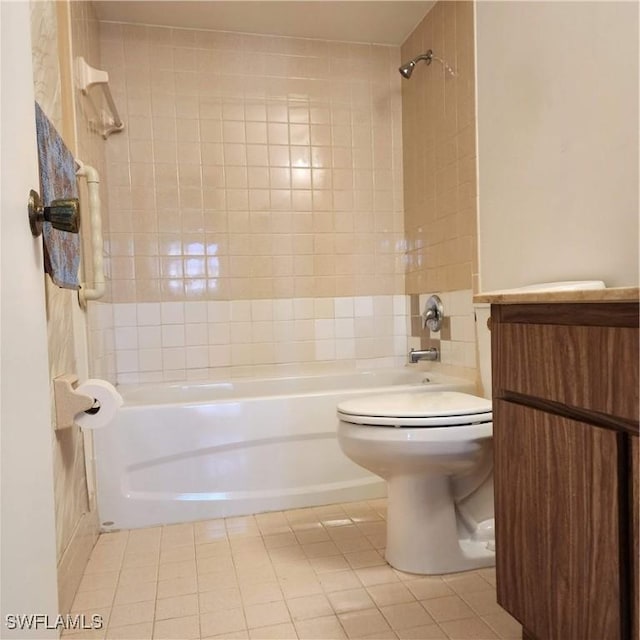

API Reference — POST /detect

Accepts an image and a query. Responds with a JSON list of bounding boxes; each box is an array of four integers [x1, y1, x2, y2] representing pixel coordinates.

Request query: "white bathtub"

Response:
[[94, 369, 475, 530]]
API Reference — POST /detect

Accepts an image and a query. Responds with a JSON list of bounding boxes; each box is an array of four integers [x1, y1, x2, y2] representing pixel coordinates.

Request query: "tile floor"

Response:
[[65, 500, 521, 640]]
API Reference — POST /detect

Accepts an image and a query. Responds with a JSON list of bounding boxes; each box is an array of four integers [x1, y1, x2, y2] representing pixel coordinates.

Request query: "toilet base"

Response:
[[384, 474, 495, 575]]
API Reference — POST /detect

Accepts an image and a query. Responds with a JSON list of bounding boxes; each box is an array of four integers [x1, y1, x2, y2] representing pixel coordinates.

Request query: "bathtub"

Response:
[[94, 369, 475, 530]]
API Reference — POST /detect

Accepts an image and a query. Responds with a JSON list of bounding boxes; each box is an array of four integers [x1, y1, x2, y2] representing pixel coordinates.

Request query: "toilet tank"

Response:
[[473, 280, 606, 400], [474, 304, 492, 400]]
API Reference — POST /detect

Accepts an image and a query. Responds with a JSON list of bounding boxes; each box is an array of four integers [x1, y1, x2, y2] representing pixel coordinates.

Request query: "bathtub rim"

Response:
[[115, 369, 477, 408]]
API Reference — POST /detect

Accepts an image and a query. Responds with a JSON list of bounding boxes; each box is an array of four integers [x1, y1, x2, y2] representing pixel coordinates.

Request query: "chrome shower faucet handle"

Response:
[[422, 295, 444, 332]]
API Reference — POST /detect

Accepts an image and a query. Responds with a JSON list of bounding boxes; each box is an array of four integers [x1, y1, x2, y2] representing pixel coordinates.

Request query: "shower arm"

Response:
[[413, 51, 433, 65]]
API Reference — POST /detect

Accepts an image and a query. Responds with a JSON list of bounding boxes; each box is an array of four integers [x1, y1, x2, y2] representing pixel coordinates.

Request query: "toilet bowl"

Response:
[[337, 390, 495, 575]]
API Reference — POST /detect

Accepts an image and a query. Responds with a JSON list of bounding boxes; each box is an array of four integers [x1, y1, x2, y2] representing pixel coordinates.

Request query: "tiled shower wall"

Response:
[[401, 2, 479, 380], [95, 22, 406, 382], [97, 295, 408, 384], [401, 1, 477, 295]]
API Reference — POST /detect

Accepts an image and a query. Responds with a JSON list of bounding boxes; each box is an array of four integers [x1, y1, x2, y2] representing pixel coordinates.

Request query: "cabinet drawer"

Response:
[[492, 322, 638, 422]]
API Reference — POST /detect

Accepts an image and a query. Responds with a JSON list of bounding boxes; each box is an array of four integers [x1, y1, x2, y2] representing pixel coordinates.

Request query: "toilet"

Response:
[[337, 390, 495, 575]]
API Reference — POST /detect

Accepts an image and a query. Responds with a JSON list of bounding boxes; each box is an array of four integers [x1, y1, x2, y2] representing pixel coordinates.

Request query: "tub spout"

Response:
[[409, 348, 439, 363]]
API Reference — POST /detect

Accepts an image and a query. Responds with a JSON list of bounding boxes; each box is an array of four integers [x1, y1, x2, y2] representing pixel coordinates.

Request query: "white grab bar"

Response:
[[76, 162, 105, 307]]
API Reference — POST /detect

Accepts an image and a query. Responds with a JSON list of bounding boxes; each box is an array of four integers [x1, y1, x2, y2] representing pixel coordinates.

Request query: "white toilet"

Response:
[[337, 390, 496, 575]]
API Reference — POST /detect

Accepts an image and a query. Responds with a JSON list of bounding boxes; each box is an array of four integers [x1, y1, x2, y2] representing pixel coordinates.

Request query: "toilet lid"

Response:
[[337, 391, 492, 427]]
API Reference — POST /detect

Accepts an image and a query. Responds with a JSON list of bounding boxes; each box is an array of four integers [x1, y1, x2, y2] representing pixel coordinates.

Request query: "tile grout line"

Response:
[[72, 500, 517, 640]]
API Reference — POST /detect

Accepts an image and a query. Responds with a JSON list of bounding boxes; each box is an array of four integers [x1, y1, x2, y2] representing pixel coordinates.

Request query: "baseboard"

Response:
[[57, 509, 100, 614]]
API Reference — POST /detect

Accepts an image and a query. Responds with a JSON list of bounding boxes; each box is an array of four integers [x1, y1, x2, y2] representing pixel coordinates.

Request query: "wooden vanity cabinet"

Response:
[[491, 302, 639, 640], [632, 435, 639, 640]]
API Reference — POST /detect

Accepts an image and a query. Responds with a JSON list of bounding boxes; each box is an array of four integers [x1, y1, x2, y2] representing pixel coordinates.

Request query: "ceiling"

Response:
[[92, 1, 435, 46]]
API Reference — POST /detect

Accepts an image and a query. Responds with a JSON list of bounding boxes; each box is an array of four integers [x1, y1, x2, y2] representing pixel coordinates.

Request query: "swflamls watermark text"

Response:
[[5, 614, 104, 631]]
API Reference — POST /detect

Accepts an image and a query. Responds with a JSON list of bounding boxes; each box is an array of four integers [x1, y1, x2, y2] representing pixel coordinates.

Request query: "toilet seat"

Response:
[[337, 391, 492, 428]]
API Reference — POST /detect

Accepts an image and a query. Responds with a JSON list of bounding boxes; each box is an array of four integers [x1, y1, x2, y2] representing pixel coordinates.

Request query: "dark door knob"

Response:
[[28, 189, 80, 237]]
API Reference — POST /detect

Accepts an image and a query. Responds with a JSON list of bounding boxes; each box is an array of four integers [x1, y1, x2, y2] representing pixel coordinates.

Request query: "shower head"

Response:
[[398, 50, 433, 79]]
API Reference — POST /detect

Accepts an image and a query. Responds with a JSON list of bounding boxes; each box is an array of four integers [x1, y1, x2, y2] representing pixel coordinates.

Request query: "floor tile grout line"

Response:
[[227, 526, 251, 638], [75, 500, 514, 640], [75, 529, 130, 632], [190, 518, 202, 640]]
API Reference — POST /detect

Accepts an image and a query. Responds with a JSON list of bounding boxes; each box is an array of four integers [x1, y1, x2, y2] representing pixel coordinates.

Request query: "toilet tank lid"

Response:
[[483, 280, 606, 295], [337, 391, 492, 419]]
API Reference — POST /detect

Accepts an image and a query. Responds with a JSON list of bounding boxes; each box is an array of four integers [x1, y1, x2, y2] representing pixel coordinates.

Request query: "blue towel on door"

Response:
[[35, 102, 80, 289]]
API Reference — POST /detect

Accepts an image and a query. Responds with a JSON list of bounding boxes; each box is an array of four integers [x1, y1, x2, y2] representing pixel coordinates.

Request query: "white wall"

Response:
[[476, 1, 639, 291], [1, 2, 59, 636]]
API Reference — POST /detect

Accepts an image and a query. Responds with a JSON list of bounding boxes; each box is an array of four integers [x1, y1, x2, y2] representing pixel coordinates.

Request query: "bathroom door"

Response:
[[0, 2, 60, 635]]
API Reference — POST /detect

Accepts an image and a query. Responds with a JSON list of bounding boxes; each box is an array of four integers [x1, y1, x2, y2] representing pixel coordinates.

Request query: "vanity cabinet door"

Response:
[[494, 399, 621, 640], [632, 435, 639, 640]]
